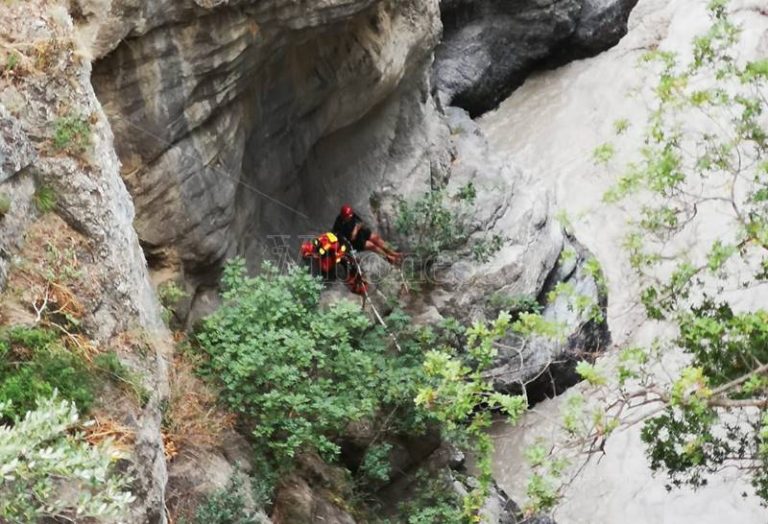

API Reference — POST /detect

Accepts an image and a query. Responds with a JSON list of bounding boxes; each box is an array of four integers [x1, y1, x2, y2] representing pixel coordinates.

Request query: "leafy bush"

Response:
[[158, 280, 188, 326], [376, 472, 463, 524], [0, 326, 94, 419], [394, 183, 505, 264], [195, 260, 427, 480], [416, 312, 528, 518], [357, 442, 394, 485], [194, 257, 554, 520], [189, 475, 261, 524], [0, 394, 134, 521]]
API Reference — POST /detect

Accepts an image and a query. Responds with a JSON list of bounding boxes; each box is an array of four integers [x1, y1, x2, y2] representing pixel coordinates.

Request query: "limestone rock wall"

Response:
[[0, 3, 169, 522], [86, 0, 442, 310]]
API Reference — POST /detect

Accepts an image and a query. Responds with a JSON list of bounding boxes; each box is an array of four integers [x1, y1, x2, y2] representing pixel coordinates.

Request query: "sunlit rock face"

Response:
[[480, 0, 768, 521]]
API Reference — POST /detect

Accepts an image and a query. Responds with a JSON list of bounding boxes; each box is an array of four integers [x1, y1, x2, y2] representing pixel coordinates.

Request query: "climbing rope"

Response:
[[348, 248, 403, 353]]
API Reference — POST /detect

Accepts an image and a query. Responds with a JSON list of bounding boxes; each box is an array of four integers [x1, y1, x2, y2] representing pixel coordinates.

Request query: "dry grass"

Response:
[[3, 214, 105, 329], [83, 415, 136, 452], [163, 350, 236, 453], [84, 415, 181, 461]]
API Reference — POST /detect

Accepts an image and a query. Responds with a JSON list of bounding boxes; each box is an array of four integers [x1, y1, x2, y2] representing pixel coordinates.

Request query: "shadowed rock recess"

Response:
[[433, 0, 640, 116]]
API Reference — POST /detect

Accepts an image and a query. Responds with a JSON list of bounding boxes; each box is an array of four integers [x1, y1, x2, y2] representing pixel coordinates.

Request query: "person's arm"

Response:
[[351, 222, 362, 240]]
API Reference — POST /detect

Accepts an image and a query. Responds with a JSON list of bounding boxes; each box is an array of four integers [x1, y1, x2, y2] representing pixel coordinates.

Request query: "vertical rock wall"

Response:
[[86, 0, 443, 310], [0, 3, 170, 522]]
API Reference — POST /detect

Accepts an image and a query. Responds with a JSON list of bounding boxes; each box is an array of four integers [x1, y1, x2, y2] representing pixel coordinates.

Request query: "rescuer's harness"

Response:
[[300, 232, 368, 295]]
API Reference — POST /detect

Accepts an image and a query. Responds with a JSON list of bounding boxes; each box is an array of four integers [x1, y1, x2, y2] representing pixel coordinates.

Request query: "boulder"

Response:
[[433, 0, 639, 116], [483, 236, 610, 402]]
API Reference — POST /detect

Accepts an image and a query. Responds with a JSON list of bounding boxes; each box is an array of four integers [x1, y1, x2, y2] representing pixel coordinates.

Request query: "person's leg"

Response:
[[364, 239, 391, 259], [369, 234, 402, 263]]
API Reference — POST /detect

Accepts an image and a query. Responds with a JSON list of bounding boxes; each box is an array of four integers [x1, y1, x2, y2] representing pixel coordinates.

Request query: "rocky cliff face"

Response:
[[81, 0, 635, 327], [81, 0, 443, 324], [0, 4, 169, 522], [11, 0, 746, 521], [433, 0, 639, 116]]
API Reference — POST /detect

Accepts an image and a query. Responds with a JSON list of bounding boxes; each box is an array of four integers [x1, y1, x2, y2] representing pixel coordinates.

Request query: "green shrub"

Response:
[[0, 326, 94, 419], [0, 394, 134, 522], [5, 52, 19, 71], [194, 259, 544, 520], [158, 280, 188, 325], [189, 475, 260, 524], [487, 292, 542, 319], [394, 183, 505, 265], [377, 472, 463, 524], [195, 260, 428, 479], [93, 351, 150, 407], [0, 193, 11, 217], [33, 185, 57, 213], [357, 442, 393, 485]]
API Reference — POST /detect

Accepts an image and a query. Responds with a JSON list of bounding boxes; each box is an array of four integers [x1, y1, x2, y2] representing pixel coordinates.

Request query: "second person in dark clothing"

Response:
[[332, 205, 402, 265]]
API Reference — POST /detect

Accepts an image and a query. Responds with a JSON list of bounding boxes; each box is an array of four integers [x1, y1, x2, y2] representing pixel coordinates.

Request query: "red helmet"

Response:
[[340, 204, 354, 219]]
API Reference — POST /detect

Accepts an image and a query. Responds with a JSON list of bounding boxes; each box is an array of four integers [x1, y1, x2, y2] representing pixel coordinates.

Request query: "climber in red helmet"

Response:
[[332, 204, 402, 265], [300, 232, 368, 295]]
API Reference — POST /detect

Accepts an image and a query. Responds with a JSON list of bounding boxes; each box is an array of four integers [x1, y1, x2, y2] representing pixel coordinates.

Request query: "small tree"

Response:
[[394, 183, 505, 265], [567, 0, 768, 504]]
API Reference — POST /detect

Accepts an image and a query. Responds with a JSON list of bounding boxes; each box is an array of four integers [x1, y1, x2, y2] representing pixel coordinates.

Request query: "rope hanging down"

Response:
[[348, 248, 403, 353]]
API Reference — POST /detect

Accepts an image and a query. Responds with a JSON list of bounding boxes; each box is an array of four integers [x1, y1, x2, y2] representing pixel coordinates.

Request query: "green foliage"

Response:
[[52, 114, 91, 154], [379, 472, 463, 524], [394, 183, 505, 264], [613, 118, 630, 135], [189, 475, 260, 524], [0, 192, 10, 216], [195, 259, 547, 521], [592, 142, 615, 165], [588, 0, 768, 503], [0, 326, 94, 419], [93, 351, 150, 407], [511, 312, 566, 342], [358, 442, 393, 484], [34, 184, 57, 213], [195, 260, 429, 483], [0, 394, 134, 521], [487, 292, 542, 319], [158, 280, 188, 325], [5, 52, 19, 71], [574, 361, 606, 387], [416, 312, 528, 519]]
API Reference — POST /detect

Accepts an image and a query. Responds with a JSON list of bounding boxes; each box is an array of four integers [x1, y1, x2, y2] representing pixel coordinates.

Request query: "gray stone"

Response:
[[0, 104, 35, 183], [87, 0, 443, 304], [433, 0, 639, 116], [1, 5, 171, 523], [483, 236, 610, 402]]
